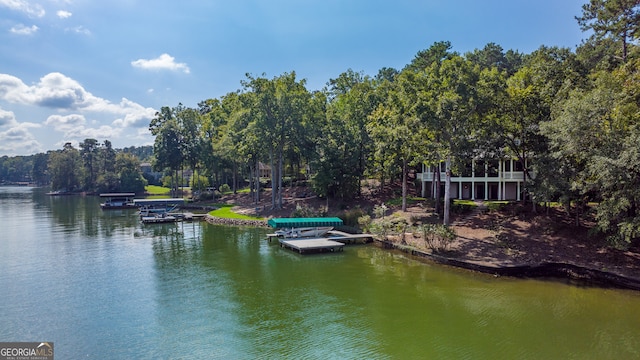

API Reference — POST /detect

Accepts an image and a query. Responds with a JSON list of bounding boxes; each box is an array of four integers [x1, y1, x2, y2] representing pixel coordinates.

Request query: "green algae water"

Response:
[[1, 186, 639, 359]]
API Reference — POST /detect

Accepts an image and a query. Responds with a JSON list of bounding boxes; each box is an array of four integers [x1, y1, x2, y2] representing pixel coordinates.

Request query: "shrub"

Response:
[[219, 183, 231, 194], [419, 224, 456, 253], [340, 207, 366, 227], [358, 215, 372, 232]]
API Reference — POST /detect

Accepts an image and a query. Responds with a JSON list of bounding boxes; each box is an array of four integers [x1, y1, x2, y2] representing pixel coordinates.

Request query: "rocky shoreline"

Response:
[[204, 214, 268, 227], [201, 212, 640, 292], [376, 239, 640, 291]]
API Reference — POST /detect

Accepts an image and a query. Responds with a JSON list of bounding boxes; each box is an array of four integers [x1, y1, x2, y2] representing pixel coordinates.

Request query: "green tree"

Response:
[[242, 72, 312, 209], [31, 152, 49, 186], [79, 138, 99, 191], [315, 70, 379, 200], [116, 152, 147, 193], [150, 106, 184, 197], [48, 143, 83, 192], [576, 0, 640, 62]]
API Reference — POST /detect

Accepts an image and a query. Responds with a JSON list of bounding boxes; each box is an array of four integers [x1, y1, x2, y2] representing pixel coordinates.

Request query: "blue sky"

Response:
[[0, 0, 587, 156]]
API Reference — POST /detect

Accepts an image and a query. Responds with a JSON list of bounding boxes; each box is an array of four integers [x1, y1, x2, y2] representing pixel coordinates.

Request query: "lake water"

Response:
[[1, 186, 639, 359]]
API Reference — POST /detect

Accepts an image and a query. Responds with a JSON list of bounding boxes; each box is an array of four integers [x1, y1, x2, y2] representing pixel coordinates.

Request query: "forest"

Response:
[[1, 0, 639, 248]]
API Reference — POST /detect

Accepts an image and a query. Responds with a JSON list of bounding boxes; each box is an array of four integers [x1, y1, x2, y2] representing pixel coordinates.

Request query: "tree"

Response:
[[576, 0, 640, 62], [48, 143, 83, 192], [79, 138, 99, 192], [316, 70, 379, 199], [31, 153, 49, 186], [423, 55, 480, 225], [150, 106, 184, 196], [368, 72, 423, 212], [242, 72, 312, 209], [116, 153, 147, 193]]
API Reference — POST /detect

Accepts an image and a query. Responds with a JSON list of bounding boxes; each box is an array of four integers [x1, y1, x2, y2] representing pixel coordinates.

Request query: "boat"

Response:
[[99, 193, 137, 209], [141, 212, 178, 224], [274, 226, 334, 238], [46, 190, 71, 196], [134, 198, 185, 217], [268, 217, 344, 239]]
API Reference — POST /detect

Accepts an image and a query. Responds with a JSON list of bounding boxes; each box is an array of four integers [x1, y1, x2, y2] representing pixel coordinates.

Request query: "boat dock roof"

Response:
[[133, 198, 185, 205], [100, 193, 135, 197], [267, 217, 343, 229]]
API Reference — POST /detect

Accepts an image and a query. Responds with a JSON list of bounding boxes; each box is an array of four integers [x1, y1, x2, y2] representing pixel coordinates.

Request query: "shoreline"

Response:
[[375, 239, 640, 292], [204, 213, 640, 291]]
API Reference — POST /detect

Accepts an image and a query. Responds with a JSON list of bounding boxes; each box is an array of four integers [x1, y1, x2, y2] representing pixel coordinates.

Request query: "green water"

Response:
[[1, 186, 639, 359]]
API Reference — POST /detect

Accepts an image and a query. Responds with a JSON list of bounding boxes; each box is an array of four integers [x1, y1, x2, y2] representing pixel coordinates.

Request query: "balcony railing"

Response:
[[417, 171, 526, 181]]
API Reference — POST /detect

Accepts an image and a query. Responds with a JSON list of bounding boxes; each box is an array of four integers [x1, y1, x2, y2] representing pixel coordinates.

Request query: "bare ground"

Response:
[[214, 185, 640, 284]]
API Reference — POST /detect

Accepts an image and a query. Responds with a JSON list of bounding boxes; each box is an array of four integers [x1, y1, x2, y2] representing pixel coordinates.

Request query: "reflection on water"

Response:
[[1, 187, 639, 359]]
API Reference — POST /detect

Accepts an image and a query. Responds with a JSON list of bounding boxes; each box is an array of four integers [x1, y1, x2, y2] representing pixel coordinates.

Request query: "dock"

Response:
[[280, 238, 345, 254], [267, 230, 372, 243], [269, 230, 373, 254]]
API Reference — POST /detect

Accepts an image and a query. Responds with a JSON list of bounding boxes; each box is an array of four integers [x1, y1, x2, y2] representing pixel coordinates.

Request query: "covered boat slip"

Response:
[[100, 193, 136, 209], [267, 217, 372, 254], [267, 217, 344, 229], [133, 198, 185, 207], [134, 198, 186, 224]]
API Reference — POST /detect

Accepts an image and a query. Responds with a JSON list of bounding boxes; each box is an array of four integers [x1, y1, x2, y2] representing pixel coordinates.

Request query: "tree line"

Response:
[[148, 0, 640, 247], [0, 142, 152, 194]]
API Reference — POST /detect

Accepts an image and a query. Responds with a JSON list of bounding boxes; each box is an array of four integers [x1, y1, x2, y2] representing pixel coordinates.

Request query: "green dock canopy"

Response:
[[267, 217, 343, 229]]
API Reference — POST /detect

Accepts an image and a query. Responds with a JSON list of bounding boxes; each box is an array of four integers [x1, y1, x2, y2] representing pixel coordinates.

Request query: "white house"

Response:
[[417, 158, 529, 201]]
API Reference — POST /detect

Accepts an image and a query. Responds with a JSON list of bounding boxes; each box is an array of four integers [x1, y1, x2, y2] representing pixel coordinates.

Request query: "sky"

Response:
[[0, 0, 588, 157]]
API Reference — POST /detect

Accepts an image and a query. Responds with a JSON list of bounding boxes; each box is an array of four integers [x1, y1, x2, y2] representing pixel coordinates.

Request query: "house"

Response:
[[258, 162, 271, 179], [417, 158, 529, 201]]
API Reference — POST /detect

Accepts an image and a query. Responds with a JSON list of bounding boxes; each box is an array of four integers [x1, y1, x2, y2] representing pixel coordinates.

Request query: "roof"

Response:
[[100, 193, 135, 197], [133, 198, 185, 205], [267, 217, 343, 229]]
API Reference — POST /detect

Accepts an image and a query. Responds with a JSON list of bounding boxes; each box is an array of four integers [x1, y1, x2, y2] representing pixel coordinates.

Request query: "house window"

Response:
[[488, 160, 499, 177], [515, 160, 524, 171], [504, 160, 511, 172], [474, 160, 485, 177], [461, 161, 473, 177]]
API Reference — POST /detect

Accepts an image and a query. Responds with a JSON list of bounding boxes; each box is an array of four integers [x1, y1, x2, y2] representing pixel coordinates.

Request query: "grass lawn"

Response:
[[385, 196, 427, 206], [208, 204, 265, 220], [145, 185, 171, 195]]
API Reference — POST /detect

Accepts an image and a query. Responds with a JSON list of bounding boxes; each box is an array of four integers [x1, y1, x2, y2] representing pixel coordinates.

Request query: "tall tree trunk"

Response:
[[435, 164, 442, 215], [401, 158, 408, 212], [270, 150, 276, 209], [277, 150, 284, 209], [443, 156, 451, 226], [255, 158, 261, 203], [249, 162, 255, 202], [232, 162, 237, 194]]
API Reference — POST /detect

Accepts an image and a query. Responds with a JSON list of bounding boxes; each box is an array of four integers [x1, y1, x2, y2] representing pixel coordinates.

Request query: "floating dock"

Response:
[[269, 230, 373, 254], [279, 238, 345, 254]]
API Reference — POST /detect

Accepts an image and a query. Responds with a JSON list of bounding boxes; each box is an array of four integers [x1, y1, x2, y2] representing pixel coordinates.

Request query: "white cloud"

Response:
[[10, 24, 38, 35], [56, 10, 72, 18], [0, 108, 17, 126], [131, 53, 190, 74], [65, 26, 90, 35], [44, 113, 85, 131], [45, 114, 123, 143], [0, 122, 42, 155], [0, 0, 45, 18], [65, 124, 122, 140], [0, 73, 156, 127]]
